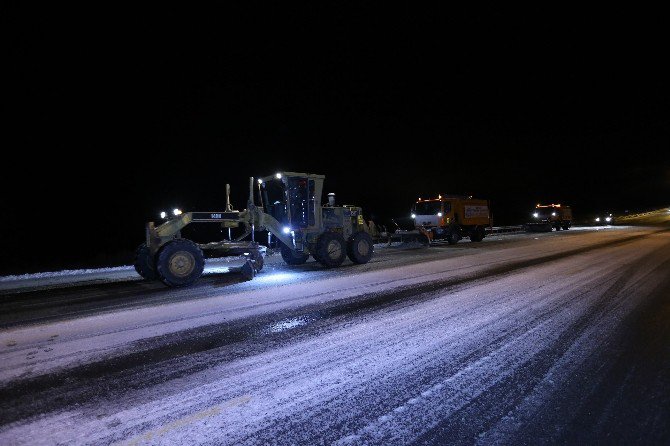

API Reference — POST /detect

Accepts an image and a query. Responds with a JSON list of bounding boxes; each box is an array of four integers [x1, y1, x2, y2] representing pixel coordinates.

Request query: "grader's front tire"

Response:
[[316, 232, 346, 267], [156, 239, 205, 287], [134, 243, 157, 280], [347, 232, 374, 264]]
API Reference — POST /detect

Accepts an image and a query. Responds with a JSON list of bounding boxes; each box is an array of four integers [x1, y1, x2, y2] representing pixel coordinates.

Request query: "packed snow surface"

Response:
[[0, 226, 668, 445]]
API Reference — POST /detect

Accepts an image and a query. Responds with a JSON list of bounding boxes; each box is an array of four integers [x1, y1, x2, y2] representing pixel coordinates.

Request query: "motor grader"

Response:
[[134, 172, 382, 287]]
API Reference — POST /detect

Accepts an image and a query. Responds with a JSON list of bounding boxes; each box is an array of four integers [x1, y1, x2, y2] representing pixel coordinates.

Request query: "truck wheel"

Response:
[[156, 239, 205, 287], [562, 224, 570, 230], [470, 227, 485, 242], [316, 232, 346, 267], [555, 222, 562, 231], [347, 232, 374, 264], [447, 228, 461, 245], [134, 243, 157, 280], [280, 244, 309, 265]]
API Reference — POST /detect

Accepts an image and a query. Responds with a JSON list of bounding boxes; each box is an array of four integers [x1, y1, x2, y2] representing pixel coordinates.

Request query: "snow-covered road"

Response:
[[1, 226, 669, 444]]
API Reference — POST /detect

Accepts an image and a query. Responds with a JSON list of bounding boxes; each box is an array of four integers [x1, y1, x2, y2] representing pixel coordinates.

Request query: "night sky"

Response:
[[2, 5, 669, 274]]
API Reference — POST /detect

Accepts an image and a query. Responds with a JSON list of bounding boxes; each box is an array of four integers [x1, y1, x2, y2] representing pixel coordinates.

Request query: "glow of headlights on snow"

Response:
[[173, 208, 182, 216], [255, 272, 298, 284], [269, 316, 308, 333], [204, 265, 231, 274], [160, 211, 167, 219], [282, 226, 291, 234], [411, 214, 416, 219]]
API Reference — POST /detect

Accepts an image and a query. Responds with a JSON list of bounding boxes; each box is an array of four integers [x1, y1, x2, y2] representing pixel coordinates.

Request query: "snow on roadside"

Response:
[[0, 257, 255, 293]]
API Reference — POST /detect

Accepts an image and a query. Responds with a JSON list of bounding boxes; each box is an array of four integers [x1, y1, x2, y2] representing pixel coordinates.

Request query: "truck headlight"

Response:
[[411, 214, 416, 219], [173, 208, 182, 216], [282, 226, 291, 234], [533, 212, 539, 218], [605, 217, 611, 222], [160, 211, 167, 219], [551, 212, 556, 216], [595, 217, 600, 222], [437, 212, 442, 217]]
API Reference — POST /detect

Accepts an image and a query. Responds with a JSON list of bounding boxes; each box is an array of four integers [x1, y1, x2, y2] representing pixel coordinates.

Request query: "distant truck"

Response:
[[526, 203, 572, 231], [411, 195, 491, 244]]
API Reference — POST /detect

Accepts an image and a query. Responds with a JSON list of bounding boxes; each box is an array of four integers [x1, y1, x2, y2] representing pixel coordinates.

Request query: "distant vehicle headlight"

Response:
[[282, 226, 291, 234], [160, 211, 167, 219], [533, 212, 539, 218], [411, 214, 416, 219], [437, 212, 443, 217], [605, 216, 611, 222], [595, 217, 600, 222], [173, 208, 182, 216], [551, 212, 556, 216]]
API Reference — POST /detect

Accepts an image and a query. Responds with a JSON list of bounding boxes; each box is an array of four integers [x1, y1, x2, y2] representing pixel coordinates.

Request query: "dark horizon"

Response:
[[2, 5, 669, 274]]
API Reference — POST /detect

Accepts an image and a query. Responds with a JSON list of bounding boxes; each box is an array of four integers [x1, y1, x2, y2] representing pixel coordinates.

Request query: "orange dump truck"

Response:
[[411, 195, 491, 244]]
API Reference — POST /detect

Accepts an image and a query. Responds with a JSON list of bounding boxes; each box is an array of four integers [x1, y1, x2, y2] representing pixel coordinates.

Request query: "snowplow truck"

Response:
[[526, 203, 572, 231], [411, 195, 491, 244], [135, 172, 384, 287]]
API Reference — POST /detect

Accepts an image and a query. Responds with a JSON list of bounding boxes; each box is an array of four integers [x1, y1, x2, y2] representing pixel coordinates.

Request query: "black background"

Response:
[[2, 5, 669, 274]]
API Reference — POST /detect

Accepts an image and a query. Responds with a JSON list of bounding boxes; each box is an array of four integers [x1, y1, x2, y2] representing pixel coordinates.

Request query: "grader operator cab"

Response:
[[134, 172, 377, 287]]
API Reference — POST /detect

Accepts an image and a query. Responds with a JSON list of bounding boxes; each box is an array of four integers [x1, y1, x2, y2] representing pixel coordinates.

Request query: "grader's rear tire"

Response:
[[134, 243, 157, 280], [280, 244, 309, 265], [347, 232, 374, 264], [316, 232, 346, 267], [156, 239, 205, 287]]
